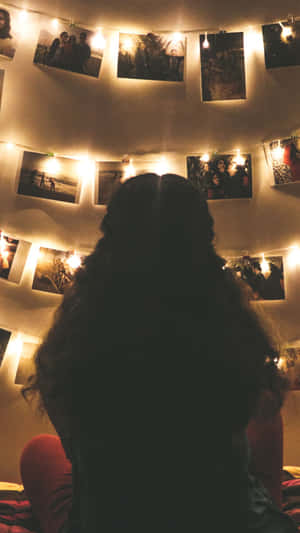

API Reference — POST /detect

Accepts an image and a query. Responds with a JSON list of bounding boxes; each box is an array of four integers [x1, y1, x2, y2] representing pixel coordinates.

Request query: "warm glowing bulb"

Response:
[[201, 153, 210, 163], [171, 32, 183, 43], [0, 231, 7, 256], [272, 141, 284, 162], [66, 252, 82, 270], [122, 36, 134, 52], [123, 161, 136, 181], [246, 28, 264, 53], [260, 254, 270, 275], [155, 157, 169, 176], [5, 142, 14, 150], [52, 18, 59, 29], [91, 31, 106, 50], [76, 158, 95, 179], [18, 10, 28, 22], [44, 157, 60, 175], [233, 150, 245, 166], [203, 32, 210, 49], [280, 24, 293, 40], [277, 357, 285, 370], [288, 245, 300, 267], [10, 335, 23, 358]]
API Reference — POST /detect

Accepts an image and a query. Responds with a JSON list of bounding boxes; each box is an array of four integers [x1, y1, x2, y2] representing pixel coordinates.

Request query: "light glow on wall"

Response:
[[288, 246, 300, 268]]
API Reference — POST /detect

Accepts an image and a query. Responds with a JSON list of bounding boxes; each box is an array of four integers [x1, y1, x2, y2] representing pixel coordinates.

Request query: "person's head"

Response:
[[252, 261, 262, 275], [217, 159, 226, 172], [60, 31, 68, 43], [0, 9, 12, 39], [22, 174, 288, 529], [69, 35, 76, 44], [79, 31, 87, 43]]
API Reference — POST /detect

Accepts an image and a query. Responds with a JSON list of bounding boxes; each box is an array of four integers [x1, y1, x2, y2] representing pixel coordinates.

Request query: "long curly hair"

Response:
[[0, 9, 12, 39], [23, 174, 288, 530]]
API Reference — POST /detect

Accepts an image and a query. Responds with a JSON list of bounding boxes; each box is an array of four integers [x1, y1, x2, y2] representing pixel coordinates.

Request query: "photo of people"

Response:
[[187, 153, 252, 199], [18, 151, 82, 204], [118, 32, 185, 81], [15, 342, 37, 385], [262, 22, 300, 69], [225, 255, 285, 300], [200, 32, 246, 101], [0, 328, 11, 366], [33, 24, 104, 78], [269, 137, 300, 184], [0, 6, 17, 60], [33, 247, 84, 295], [0, 231, 19, 280], [97, 162, 125, 205]]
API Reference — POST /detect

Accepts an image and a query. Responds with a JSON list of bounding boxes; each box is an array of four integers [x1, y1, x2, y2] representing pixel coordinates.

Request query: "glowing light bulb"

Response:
[[233, 149, 245, 166], [201, 153, 210, 163], [91, 31, 106, 50], [10, 334, 23, 359], [277, 357, 284, 370], [288, 245, 300, 267], [246, 27, 264, 53], [171, 32, 183, 43], [122, 36, 134, 52], [260, 254, 270, 275], [280, 23, 293, 40], [76, 158, 95, 180], [5, 143, 14, 150], [272, 140, 284, 162], [52, 19, 59, 30], [155, 157, 169, 176], [123, 161, 136, 181], [0, 231, 7, 256], [203, 32, 210, 49], [66, 252, 82, 270], [18, 9, 28, 22], [44, 157, 60, 175]]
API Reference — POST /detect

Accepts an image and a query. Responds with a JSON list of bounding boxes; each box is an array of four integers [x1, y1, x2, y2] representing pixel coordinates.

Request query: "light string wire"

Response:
[[0, 1, 299, 35]]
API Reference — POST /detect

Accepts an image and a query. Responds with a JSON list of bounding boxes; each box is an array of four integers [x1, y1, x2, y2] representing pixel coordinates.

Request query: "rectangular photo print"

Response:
[[118, 32, 185, 81], [225, 255, 285, 301], [0, 328, 11, 366], [33, 247, 85, 295], [18, 151, 82, 204], [0, 230, 19, 280], [269, 137, 300, 184], [15, 342, 37, 385], [200, 32, 246, 101], [97, 162, 125, 205], [0, 5, 18, 60], [262, 22, 300, 69], [187, 153, 252, 199], [34, 23, 104, 78]]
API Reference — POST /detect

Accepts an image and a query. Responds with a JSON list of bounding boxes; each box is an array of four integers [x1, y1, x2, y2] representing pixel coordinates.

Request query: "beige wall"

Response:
[[0, 0, 300, 481]]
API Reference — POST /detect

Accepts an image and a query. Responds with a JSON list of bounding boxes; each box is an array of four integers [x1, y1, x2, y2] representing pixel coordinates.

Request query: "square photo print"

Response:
[[0, 230, 19, 280], [97, 162, 126, 205], [0, 328, 11, 366], [187, 153, 252, 199], [269, 137, 300, 184], [200, 32, 246, 101], [17, 151, 82, 204], [262, 22, 300, 69], [118, 32, 185, 81], [0, 4, 18, 60], [34, 23, 104, 78], [33, 247, 84, 295], [225, 255, 285, 301]]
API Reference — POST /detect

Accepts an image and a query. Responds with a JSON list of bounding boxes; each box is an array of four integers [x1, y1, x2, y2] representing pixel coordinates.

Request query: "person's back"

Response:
[[22, 174, 297, 533]]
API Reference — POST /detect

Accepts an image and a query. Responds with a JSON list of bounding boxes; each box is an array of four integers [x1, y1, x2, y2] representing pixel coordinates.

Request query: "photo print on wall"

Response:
[[118, 32, 185, 81], [200, 32, 246, 101], [269, 137, 300, 184], [34, 23, 104, 78], [33, 247, 85, 295], [187, 153, 252, 199], [15, 342, 37, 385], [0, 230, 19, 281], [225, 255, 285, 301], [0, 328, 11, 366], [262, 21, 300, 69], [17, 151, 82, 204], [0, 4, 18, 60], [97, 161, 125, 205]]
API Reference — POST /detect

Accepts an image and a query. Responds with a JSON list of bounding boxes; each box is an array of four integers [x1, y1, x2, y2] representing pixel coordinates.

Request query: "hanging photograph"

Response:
[[15, 342, 37, 385], [200, 32, 246, 101], [0, 5, 18, 60], [269, 137, 300, 184], [118, 32, 185, 81], [96, 162, 125, 205], [0, 231, 19, 280], [17, 151, 82, 204], [33, 23, 104, 78], [33, 247, 84, 295], [225, 255, 285, 300], [0, 328, 11, 366], [262, 22, 300, 69], [187, 153, 252, 199]]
